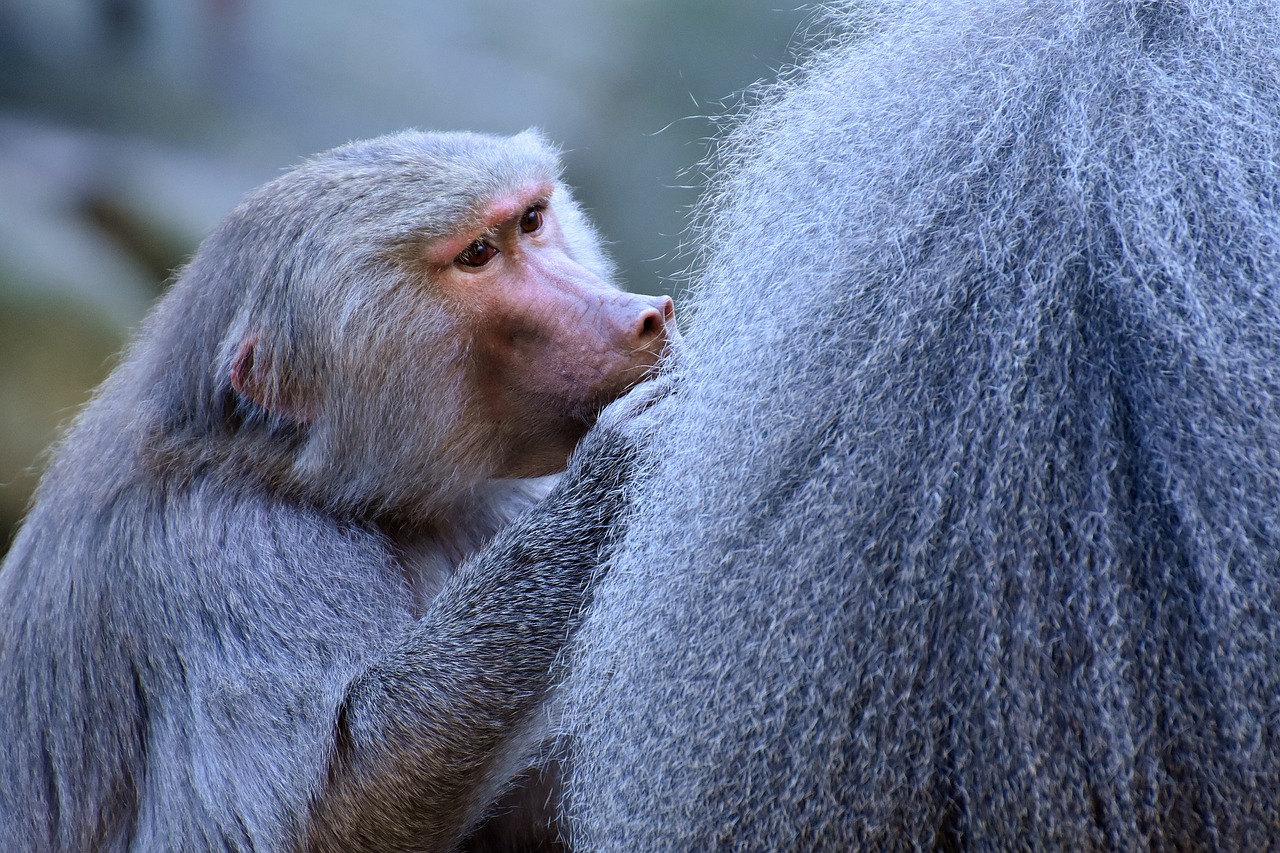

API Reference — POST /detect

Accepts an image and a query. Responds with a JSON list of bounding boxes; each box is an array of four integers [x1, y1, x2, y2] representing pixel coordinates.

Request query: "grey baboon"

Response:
[[0, 130, 671, 851], [560, 0, 1280, 848]]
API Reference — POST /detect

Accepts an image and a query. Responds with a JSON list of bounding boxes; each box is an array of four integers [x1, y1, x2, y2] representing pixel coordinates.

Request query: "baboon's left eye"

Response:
[[519, 206, 545, 235]]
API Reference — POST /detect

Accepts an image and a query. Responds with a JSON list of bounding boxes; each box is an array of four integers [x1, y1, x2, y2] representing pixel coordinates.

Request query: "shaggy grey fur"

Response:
[[561, 0, 1280, 848], [0, 130, 648, 851]]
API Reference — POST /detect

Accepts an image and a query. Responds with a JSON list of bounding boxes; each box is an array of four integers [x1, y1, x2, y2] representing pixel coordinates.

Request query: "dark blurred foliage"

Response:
[[0, 0, 813, 552]]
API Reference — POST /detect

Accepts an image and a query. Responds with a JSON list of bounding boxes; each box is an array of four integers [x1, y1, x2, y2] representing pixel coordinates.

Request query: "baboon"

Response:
[[0, 130, 672, 851], [559, 0, 1280, 848]]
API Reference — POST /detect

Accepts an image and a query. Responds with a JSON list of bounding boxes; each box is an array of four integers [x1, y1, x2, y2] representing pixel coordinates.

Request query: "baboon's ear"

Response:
[[229, 333, 317, 423]]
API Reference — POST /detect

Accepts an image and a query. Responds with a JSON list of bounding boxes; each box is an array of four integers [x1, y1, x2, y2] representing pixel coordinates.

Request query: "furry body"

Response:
[[562, 1, 1280, 848]]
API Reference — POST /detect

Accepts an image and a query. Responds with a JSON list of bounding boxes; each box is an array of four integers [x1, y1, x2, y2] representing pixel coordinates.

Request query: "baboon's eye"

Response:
[[455, 239, 499, 268], [519, 206, 545, 235]]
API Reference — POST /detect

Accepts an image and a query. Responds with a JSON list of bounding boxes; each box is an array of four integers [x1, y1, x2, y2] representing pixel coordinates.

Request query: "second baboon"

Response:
[[559, 0, 1280, 848]]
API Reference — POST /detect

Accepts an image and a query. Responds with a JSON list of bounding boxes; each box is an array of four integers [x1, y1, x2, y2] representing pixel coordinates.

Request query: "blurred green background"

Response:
[[0, 0, 812, 552]]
